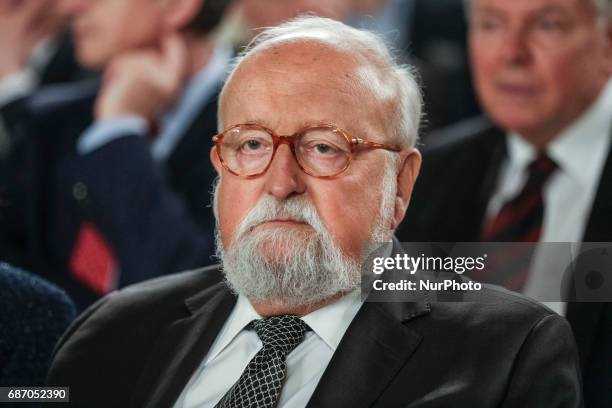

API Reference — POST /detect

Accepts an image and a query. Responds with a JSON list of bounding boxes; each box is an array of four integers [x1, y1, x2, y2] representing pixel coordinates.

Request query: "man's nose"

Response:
[[264, 144, 306, 200], [501, 27, 531, 66]]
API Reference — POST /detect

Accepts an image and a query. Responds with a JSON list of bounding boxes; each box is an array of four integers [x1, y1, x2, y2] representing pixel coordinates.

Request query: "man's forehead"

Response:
[[220, 38, 398, 140], [222, 42, 367, 111], [238, 40, 361, 80], [226, 40, 394, 110]]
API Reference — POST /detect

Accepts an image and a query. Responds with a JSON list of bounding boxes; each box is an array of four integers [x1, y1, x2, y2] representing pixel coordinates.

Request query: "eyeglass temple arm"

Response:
[[352, 138, 402, 152]]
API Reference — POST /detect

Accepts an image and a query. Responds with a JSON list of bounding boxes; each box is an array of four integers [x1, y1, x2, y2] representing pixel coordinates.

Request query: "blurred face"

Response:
[[61, 0, 165, 68], [469, 0, 612, 144]]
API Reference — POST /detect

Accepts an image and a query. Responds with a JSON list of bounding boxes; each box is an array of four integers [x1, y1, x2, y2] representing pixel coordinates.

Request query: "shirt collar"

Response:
[[507, 79, 612, 187], [301, 289, 363, 351], [204, 294, 261, 365], [205, 290, 363, 364]]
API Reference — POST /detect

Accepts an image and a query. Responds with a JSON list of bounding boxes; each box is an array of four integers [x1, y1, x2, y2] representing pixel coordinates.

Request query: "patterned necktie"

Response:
[[215, 315, 310, 408], [477, 153, 557, 290], [481, 153, 557, 242]]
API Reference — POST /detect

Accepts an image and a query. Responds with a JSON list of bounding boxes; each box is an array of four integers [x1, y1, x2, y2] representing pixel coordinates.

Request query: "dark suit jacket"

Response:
[[397, 116, 612, 407], [1, 78, 220, 310], [0, 262, 76, 387], [0, 33, 87, 269], [47, 261, 582, 407]]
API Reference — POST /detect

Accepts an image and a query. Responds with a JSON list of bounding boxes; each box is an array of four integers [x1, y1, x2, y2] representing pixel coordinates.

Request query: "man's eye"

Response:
[[304, 142, 341, 156], [240, 139, 263, 151], [473, 16, 503, 32], [480, 20, 500, 30], [537, 19, 564, 31], [314, 143, 336, 154]]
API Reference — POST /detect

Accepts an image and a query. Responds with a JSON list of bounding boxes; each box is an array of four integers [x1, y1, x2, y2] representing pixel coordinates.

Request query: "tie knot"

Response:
[[527, 153, 557, 186], [251, 316, 309, 355]]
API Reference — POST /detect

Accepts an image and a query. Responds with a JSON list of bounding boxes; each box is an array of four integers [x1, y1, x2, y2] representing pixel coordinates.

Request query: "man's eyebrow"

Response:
[[532, 5, 572, 18], [239, 119, 347, 133]]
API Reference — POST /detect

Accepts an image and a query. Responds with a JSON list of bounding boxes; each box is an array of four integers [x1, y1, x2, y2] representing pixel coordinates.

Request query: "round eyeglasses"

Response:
[[212, 123, 401, 179]]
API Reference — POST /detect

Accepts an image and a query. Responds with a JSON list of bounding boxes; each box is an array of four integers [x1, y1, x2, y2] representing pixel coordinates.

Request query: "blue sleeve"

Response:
[[77, 116, 148, 154]]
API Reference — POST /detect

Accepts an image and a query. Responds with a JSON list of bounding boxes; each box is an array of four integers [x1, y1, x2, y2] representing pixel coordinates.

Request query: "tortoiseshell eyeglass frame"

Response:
[[212, 123, 402, 179]]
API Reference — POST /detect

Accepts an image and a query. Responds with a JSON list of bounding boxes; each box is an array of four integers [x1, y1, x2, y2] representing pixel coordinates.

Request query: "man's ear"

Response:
[[211, 145, 223, 174], [392, 148, 422, 230], [161, 0, 205, 32]]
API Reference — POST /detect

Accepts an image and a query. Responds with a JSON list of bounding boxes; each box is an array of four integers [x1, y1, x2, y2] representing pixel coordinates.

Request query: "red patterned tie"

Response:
[[481, 153, 557, 242], [478, 153, 557, 290], [69, 222, 118, 295]]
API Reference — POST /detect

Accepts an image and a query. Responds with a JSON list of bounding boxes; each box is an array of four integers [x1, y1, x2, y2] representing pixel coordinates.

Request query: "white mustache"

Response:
[[234, 195, 326, 242]]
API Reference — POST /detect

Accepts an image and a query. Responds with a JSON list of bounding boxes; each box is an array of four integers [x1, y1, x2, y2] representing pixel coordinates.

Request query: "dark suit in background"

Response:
[[2, 75, 221, 309], [0, 33, 88, 270], [404, 0, 480, 133], [47, 263, 581, 407], [397, 116, 612, 407], [0, 262, 76, 387]]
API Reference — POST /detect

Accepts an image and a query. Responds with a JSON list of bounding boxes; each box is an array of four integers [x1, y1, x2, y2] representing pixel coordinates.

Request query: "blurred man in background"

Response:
[[398, 0, 612, 405], [1, 0, 234, 309], [0, 1, 86, 270]]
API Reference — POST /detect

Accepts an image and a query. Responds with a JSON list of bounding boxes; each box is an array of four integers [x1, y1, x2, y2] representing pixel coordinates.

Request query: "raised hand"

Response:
[[95, 34, 190, 126]]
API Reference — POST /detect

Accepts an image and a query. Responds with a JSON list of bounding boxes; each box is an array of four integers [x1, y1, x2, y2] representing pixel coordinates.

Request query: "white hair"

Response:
[[218, 15, 423, 148]]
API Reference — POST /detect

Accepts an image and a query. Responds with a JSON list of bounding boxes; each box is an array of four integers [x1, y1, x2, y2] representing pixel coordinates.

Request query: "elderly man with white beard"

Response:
[[47, 16, 581, 408]]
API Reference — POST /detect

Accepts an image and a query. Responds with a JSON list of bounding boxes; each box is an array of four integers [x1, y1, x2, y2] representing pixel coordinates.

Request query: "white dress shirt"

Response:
[[485, 79, 612, 314], [174, 290, 363, 408]]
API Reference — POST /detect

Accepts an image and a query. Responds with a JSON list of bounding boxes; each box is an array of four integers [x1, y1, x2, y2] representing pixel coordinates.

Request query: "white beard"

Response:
[[213, 161, 397, 308]]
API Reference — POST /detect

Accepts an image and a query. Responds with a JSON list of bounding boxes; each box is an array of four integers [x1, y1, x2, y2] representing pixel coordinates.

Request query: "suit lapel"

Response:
[[581, 129, 612, 243], [130, 282, 237, 408], [461, 125, 506, 240], [567, 128, 612, 367], [307, 297, 429, 407]]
